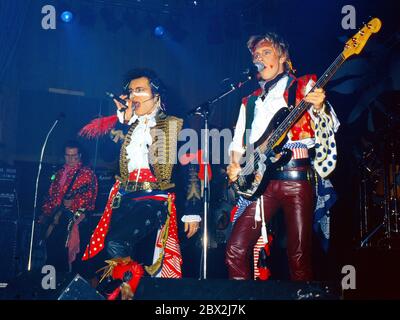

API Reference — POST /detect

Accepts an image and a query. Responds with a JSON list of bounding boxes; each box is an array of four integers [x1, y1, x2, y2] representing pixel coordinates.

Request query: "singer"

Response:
[[79, 68, 200, 299], [225, 32, 340, 281]]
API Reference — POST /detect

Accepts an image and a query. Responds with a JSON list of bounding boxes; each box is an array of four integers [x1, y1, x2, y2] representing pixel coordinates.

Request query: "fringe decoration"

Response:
[[97, 257, 144, 300], [79, 115, 118, 139], [145, 222, 168, 276]]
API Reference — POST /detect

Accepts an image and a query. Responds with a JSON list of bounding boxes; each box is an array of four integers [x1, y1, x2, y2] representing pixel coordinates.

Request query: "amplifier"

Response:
[[0, 219, 18, 283], [0, 166, 17, 220]]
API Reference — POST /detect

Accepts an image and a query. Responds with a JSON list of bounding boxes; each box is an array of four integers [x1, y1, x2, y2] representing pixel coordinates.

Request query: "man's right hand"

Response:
[[227, 162, 242, 182], [114, 95, 133, 120]]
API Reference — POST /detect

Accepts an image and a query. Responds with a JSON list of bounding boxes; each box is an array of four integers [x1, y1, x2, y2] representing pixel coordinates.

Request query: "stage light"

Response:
[[154, 26, 165, 37], [61, 11, 73, 23]]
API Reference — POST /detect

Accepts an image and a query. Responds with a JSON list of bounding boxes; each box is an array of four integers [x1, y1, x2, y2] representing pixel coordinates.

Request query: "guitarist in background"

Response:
[[226, 33, 340, 281], [39, 140, 98, 273]]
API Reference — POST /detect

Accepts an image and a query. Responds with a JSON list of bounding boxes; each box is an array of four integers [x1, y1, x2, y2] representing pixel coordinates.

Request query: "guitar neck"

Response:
[[260, 53, 346, 154]]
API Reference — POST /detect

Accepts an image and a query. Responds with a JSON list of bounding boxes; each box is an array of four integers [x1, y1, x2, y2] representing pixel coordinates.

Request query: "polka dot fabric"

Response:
[[82, 180, 120, 260], [314, 112, 337, 178]]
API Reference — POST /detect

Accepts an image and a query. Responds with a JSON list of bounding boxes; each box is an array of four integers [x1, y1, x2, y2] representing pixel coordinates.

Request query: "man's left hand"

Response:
[[184, 221, 200, 239], [304, 87, 325, 110]]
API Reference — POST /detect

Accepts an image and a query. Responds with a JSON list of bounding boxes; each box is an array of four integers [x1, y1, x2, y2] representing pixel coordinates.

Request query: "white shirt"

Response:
[[228, 75, 340, 154], [117, 108, 157, 172]]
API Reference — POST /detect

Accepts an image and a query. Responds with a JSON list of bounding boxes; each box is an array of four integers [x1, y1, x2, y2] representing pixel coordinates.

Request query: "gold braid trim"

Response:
[[97, 257, 132, 283], [116, 114, 183, 187], [118, 121, 139, 181], [144, 196, 172, 276], [149, 116, 183, 190]]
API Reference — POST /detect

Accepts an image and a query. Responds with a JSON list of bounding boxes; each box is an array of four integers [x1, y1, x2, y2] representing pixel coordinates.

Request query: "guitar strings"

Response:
[[239, 54, 345, 177]]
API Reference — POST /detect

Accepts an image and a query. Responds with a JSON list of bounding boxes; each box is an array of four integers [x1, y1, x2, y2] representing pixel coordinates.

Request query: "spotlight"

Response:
[[60, 11, 73, 23], [154, 26, 165, 37]]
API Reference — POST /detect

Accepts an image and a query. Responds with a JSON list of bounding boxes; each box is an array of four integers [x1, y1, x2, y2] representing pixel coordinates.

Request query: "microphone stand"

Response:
[[28, 116, 62, 271], [187, 73, 255, 280]]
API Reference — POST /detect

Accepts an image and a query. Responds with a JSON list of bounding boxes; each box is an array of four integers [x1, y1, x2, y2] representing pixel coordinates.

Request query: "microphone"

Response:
[[242, 62, 265, 78], [254, 62, 265, 72], [105, 91, 130, 112]]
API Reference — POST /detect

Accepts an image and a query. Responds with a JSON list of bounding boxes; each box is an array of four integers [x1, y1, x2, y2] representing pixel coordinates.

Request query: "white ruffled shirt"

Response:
[[117, 108, 157, 172], [117, 108, 201, 223]]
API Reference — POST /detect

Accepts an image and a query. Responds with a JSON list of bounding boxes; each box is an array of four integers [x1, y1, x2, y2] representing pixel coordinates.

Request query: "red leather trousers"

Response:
[[225, 179, 314, 281]]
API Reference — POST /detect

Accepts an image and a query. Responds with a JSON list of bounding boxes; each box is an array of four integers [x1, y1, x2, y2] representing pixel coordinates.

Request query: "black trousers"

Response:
[[105, 195, 168, 265]]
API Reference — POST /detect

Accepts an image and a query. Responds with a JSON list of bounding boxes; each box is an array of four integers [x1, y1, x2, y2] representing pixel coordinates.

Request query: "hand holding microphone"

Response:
[[105, 92, 132, 112]]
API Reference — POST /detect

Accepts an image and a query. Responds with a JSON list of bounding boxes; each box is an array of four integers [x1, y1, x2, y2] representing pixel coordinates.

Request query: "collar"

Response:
[[261, 71, 289, 93], [128, 107, 159, 126], [63, 162, 82, 172]]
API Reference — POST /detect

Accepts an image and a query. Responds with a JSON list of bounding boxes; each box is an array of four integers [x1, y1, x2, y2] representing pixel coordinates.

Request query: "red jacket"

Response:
[[42, 164, 98, 215]]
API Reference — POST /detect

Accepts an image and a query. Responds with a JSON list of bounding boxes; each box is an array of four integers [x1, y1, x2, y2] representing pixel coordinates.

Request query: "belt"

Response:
[[111, 188, 167, 210], [277, 158, 310, 171], [119, 180, 159, 192], [270, 169, 314, 181]]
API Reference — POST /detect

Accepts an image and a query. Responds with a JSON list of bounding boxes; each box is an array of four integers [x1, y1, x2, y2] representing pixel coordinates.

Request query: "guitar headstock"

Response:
[[342, 18, 382, 60]]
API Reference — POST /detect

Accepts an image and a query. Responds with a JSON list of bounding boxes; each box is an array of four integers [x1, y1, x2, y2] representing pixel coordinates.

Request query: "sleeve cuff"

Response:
[[228, 143, 245, 156], [181, 215, 202, 223], [117, 110, 125, 123]]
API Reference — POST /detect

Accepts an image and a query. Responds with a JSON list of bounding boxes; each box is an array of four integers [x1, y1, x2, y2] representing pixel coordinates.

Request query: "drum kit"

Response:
[[358, 91, 400, 249]]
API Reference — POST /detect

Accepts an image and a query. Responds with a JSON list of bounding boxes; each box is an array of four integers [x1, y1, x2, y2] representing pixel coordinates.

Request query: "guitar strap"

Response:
[[244, 73, 298, 147], [63, 167, 82, 202], [286, 75, 298, 111]]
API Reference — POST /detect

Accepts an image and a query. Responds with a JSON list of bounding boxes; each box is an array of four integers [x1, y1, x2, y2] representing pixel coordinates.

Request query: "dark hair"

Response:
[[247, 32, 293, 72], [64, 140, 82, 152], [123, 68, 165, 97]]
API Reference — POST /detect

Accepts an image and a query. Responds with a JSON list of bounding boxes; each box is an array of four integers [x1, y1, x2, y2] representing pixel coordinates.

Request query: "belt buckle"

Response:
[[111, 194, 122, 209], [142, 181, 152, 191]]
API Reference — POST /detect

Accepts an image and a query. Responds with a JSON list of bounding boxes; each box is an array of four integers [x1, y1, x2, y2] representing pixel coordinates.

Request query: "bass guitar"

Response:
[[233, 18, 381, 200]]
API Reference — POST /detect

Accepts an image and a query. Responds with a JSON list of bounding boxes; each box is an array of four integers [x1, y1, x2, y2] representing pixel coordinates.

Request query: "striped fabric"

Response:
[[253, 236, 265, 280], [160, 194, 182, 278], [283, 142, 309, 160]]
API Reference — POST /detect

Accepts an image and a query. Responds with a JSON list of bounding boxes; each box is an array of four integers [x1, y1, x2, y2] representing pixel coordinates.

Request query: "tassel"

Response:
[[145, 254, 163, 276], [120, 283, 134, 300], [255, 198, 261, 222], [145, 211, 170, 275], [260, 194, 268, 243], [261, 223, 268, 244], [286, 59, 296, 74], [79, 115, 118, 139]]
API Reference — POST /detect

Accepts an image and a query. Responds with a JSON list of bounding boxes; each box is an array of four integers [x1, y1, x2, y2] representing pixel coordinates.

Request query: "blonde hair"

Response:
[[247, 32, 295, 73]]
